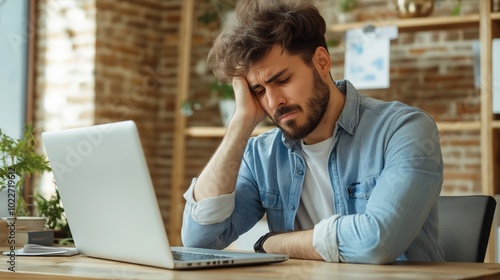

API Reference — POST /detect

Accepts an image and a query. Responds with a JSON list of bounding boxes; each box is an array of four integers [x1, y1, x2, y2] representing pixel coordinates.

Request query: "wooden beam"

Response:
[[479, 0, 495, 263], [480, 0, 494, 199], [26, 0, 36, 125], [24, 0, 38, 214], [170, 0, 194, 246]]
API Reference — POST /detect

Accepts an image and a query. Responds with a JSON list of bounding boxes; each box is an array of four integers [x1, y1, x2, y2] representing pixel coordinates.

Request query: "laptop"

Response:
[[41, 120, 288, 269]]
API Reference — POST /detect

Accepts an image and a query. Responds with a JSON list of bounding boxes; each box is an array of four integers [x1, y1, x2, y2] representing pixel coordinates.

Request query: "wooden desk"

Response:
[[1, 252, 500, 280]]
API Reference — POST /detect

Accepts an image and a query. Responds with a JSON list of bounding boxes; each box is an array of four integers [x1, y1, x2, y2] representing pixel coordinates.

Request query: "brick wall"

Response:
[[34, 0, 181, 228], [93, 0, 181, 226], [34, 0, 97, 197], [35, 0, 96, 132]]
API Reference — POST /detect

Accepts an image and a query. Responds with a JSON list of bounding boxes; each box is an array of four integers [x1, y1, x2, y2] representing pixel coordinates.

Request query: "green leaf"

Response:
[[210, 80, 234, 99], [0, 124, 52, 216]]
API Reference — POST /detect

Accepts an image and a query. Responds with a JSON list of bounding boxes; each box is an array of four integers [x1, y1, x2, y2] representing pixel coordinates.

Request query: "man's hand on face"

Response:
[[231, 77, 268, 128]]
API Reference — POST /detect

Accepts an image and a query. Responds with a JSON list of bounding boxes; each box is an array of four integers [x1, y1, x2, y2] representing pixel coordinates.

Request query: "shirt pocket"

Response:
[[260, 191, 283, 210], [260, 191, 284, 232], [347, 177, 376, 213]]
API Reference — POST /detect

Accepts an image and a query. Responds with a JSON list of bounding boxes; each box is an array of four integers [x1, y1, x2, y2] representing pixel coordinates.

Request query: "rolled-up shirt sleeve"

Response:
[[183, 178, 236, 225], [313, 215, 342, 262]]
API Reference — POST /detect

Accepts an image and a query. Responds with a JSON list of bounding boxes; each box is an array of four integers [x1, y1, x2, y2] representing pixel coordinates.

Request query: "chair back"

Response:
[[438, 195, 496, 262]]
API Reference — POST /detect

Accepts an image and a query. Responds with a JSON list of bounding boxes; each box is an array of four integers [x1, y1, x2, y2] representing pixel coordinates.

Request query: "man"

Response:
[[181, 0, 444, 264]]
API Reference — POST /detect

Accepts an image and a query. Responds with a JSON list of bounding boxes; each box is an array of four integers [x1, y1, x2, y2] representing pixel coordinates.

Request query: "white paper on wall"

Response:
[[344, 25, 398, 90], [493, 39, 500, 114], [472, 40, 481, 89], [471, 39, 500, 114]]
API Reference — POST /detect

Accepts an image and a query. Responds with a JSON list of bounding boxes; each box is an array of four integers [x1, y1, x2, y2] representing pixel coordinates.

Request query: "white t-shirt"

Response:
[[295, 136, 336, 230]]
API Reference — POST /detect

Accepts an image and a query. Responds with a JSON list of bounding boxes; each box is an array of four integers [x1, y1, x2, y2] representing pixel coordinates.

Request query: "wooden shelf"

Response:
[[436, 121, 481, 131], [330, 14, 480, 33], [186, 126, 275, 137], [186, 122, 481, 138], [493, 120, 500, 129], [492, 12, 500, 21]]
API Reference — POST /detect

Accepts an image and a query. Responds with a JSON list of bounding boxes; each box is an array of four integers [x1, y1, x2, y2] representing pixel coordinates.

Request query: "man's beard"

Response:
[[272, 69, 330, 141]]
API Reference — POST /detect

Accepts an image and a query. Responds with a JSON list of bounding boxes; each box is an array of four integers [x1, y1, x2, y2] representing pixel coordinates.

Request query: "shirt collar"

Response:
[[335, 79, 359, 136]]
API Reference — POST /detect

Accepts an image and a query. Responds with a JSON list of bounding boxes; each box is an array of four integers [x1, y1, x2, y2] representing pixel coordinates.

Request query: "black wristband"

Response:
[[254, 232, 279, 253]]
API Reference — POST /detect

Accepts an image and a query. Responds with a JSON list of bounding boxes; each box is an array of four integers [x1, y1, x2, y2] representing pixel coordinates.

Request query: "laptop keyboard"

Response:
[[172, 251, 232, 261]]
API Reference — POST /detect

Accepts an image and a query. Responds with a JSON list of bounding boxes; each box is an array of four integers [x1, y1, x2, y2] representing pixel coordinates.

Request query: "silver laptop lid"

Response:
[[42, 120, 175, 269]]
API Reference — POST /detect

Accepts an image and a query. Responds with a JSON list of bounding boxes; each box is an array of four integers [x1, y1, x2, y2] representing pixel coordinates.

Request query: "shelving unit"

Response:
[[185, 126, 274, 138], [330, 14, 480, 33], [170, 0, 500, 261]]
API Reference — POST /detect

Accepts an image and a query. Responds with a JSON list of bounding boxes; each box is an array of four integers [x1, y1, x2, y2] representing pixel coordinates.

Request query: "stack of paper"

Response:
[[3, 244, 78, 256]]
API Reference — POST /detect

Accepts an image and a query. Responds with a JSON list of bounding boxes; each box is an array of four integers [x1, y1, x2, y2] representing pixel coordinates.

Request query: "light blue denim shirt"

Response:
[[182, 80, 444, 264]]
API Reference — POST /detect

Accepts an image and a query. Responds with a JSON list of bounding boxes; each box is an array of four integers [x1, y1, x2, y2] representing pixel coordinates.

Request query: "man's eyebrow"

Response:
[[249, 68, 288, 91], [265, 68, 288, 83]]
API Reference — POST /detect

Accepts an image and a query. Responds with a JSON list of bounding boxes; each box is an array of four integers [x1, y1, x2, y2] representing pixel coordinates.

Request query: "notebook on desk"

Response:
[[41, 120, 288, 269]]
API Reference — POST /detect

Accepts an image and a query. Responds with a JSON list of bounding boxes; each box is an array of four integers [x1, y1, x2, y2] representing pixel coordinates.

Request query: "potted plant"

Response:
[[0, 125, 56, 245], [211, 81, 235, 126], [337, 0, 358, 23], [198, 0, 237, 27], [0, 124, 51, 217], [451, 0, 462, 16], [35, 188, 72, 245]]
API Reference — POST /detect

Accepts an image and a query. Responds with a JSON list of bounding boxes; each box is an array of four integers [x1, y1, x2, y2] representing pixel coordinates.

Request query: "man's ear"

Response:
[[313, 46, 331, 77]]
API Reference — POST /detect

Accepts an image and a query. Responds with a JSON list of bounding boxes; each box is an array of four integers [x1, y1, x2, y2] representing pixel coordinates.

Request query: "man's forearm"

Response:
[[263, 230, 324, 260], [193, 116, 255, 201]]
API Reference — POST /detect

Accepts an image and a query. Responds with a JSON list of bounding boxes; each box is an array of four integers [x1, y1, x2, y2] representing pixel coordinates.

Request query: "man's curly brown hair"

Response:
[[207, 0, 328, 83]]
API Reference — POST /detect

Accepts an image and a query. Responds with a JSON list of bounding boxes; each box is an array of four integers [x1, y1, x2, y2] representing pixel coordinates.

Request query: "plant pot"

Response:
[[1, 216, 47, 230], [337, 12, 358, 24], [219, 99, 236, 127], [393, 0, 434, 18]]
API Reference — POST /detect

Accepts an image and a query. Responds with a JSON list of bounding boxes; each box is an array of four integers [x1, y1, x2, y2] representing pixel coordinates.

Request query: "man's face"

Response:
[[246, 45, 330, 141]]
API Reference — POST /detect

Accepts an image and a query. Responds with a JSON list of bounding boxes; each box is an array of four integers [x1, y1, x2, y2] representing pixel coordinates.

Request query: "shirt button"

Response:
[[297, 170, 304, 175], [291, 205, 296, 210]]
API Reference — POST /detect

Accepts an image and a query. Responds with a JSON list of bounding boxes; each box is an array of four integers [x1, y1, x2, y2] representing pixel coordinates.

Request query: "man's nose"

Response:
[[266, 88, 286, 110]]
